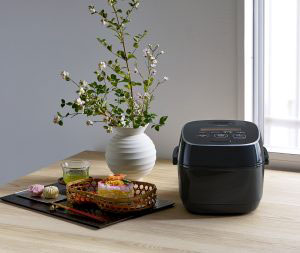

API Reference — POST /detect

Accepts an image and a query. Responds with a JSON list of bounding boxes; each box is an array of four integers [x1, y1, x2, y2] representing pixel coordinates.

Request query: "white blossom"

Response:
[[160, 50, 165, 54], [101, 19, 108, 26], [137, 92, 143, 99], [76, 98, 85, 106], [144, 92, 151, 99], [108, 0, 115, 6], [120, 114, 126, 126], [88, 5, 96, 14], [79, 87, 85, 95], [79, 80, 88, 88], [106, 126, 113, 133], [151, 63, 157, 68], [134, 67, 139, 74], [151, 69, 157, 75], [163, 76, 169, 81], [135, 2, 140, 8], [143, 48, 151, 57], [53, 115, 61, 124], [86, 120, 94, 126], [60, 71, 70, 81], [98, 61, 107, 71]]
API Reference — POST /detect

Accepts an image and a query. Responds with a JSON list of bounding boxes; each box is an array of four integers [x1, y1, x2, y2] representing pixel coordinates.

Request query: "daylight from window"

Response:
[[264, 0, 300, 154]]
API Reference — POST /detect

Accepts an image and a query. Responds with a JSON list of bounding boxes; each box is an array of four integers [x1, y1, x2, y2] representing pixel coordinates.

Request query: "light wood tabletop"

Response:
[[0, 151, 299, 253]]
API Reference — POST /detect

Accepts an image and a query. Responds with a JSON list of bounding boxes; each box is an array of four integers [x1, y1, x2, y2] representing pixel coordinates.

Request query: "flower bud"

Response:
[[98, 61, 107, 71], [53, 115, 61, 124], [88, 5, 97, 14], [86, 120, 94, 126], [60, 71, 70, 81]]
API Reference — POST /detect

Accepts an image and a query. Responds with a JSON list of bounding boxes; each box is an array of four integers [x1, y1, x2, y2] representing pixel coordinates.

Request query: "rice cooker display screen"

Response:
[[200, 128, 241, 132]]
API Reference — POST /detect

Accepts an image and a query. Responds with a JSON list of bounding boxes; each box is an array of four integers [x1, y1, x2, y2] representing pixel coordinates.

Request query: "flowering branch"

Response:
[[53, 0, 168, 132]]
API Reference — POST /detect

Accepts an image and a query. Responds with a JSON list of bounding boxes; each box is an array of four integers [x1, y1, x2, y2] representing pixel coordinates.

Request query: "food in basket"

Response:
[[43, 186, 59, 199], [28, 184, 44, 197], [98, 174, 134, 199], [66, 177, 157, 213]]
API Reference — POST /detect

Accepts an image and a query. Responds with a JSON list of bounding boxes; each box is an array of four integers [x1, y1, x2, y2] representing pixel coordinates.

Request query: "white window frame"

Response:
[[243, 0, 300, 172]]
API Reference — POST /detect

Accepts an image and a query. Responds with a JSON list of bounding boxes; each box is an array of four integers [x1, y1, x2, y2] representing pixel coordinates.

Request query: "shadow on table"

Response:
[[152, 189, 250, 221]]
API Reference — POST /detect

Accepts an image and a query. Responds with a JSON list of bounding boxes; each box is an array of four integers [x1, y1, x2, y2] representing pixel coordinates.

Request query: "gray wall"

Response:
[[0, 0, 241, 185]]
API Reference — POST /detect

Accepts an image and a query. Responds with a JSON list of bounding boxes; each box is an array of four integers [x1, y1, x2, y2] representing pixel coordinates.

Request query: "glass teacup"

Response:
[[61, 160, 90, 184]]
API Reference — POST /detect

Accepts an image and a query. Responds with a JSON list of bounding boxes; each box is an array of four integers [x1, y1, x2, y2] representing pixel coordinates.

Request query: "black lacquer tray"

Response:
[[0, 183, 174, 229]]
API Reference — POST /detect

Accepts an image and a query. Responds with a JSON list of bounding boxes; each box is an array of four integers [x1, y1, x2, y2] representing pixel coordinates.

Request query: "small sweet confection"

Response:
[[28, 184, 44, 197], [43, 186, 59, 199], [98, 174, 134, 199]]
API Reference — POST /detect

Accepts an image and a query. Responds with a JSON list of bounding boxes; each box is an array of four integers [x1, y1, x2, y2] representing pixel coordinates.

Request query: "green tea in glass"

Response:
[[61, 160, 90, 184]]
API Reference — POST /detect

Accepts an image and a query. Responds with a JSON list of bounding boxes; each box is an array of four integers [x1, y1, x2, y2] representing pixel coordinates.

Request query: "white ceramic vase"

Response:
[[105, 125, 156, 180]]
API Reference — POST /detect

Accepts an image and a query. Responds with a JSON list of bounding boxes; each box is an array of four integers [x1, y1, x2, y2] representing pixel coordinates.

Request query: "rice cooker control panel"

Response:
[[182, 120, 259, 145], [197, 130, 247, 142]]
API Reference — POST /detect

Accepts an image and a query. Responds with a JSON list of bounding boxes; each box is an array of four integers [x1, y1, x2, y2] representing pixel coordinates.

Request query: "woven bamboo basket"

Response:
[[66, 177, 157, 213]]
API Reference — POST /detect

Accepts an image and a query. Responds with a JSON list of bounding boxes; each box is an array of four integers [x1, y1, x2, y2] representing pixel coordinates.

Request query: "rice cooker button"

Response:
[[214, 133, 228, 138], [233, 133, 246, 139], [197, 132, 209, 138]]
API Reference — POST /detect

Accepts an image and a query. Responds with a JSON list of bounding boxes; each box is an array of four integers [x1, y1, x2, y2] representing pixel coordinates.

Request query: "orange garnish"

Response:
[[107, 174, 126, 181], [106, 180, 125, 186]]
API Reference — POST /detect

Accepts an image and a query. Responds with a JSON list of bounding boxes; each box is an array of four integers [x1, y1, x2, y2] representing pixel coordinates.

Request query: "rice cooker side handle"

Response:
[[172, 146, 179, 165], [263, 147, 269, 165]]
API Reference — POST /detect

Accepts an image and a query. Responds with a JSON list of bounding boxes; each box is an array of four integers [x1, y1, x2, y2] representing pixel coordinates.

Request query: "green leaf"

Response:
[[159, 116, 168, 125], [58, 120, 63, 126], [99, 9, 107, 18], [60, 99, 65, 108], [120, 78, 130, 83], [97, 38, 107, 46], [125, 92, 130, 99], [97, 75, 104, 82], [127, 53, 136, 60], [117, 50, 126, 60]]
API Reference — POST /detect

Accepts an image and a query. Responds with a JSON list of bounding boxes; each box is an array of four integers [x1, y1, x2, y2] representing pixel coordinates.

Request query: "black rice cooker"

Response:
[[172, 120, 269, 214]]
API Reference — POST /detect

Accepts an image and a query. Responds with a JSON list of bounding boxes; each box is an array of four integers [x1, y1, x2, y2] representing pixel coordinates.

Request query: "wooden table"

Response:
[[0, 151, 299, 253]]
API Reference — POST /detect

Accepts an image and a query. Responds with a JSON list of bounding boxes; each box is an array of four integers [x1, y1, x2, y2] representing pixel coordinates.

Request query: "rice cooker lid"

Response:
[[179, 120, 264, 167], [182, 120, 259, 146]]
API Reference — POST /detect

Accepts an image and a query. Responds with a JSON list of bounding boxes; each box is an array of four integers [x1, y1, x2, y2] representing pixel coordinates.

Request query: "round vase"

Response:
[[105, 125, 156, 180]]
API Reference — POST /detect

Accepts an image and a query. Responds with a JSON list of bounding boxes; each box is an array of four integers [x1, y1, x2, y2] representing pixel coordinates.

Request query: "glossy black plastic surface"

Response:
[[1, 183, 175, 229], [182, 120, 259, 145], [179, 120, 265, 168], [174, 120, 268, 214], [178, 165, 264, 214]]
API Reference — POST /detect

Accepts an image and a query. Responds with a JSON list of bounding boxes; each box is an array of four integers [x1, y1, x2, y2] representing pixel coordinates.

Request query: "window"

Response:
[[247, 0, 300, 171], [264, 0, 300, 154]]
